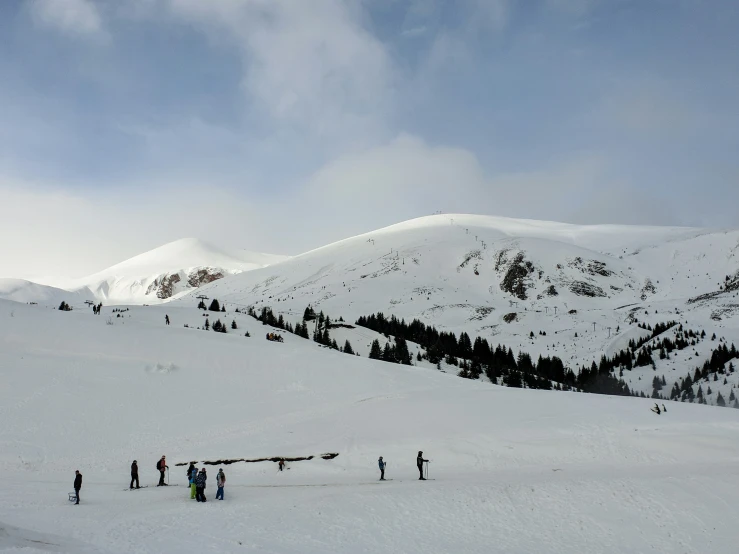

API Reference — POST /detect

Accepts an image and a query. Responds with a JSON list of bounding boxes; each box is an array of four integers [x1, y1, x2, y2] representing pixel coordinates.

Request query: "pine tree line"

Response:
[[246, 305, 357, 356]]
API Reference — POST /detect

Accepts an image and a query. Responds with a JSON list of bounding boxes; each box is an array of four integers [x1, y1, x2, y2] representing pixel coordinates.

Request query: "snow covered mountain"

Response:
[[182, 214, 739, 336], [0, 238, 288, 306], [0, 278, 94, 305], [174, 214, 739, 405]]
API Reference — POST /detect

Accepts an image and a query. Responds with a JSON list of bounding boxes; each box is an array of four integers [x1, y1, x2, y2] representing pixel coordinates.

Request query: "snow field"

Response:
[[2, 300, 739, 553]]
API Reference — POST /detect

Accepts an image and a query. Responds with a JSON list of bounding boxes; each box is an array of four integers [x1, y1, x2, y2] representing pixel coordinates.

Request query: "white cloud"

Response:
[[29, 0, 105, 38], [0, 136, 613, 279], [165, 0, 393, 146]]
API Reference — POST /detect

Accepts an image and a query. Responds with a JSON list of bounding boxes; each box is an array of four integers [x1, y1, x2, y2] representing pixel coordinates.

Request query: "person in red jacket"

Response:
[[156, 456, 168, 486]]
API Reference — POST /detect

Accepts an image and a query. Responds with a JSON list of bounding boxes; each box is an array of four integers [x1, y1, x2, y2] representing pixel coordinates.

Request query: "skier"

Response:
[[278, 459, 285, 471], [165, 314, 170, 326], [130, 460, 140, 489], [156, 455, 168, 486], [216, 468, 226, 500], [417, 451, 428, 480], [73, 470, 82, 505], [378, 456, 386, 481], [195, 468, 207, 502]]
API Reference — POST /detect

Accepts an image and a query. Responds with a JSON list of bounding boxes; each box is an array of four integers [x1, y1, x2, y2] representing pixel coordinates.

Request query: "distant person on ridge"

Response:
[[417, 451, 428, 480], [195, 468, 207, 502], [130, 460, 140, 489], [73, 470, 82, 504], [157, 455, 168, 486], [165, 314, 170, 325], [378, 456, 386, 481], [216, 468, 226, 500], [278, 459, 285, 471]]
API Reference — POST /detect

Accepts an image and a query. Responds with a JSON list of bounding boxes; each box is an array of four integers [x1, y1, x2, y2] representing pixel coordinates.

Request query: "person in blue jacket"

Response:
[[378, 456, 386, 481]]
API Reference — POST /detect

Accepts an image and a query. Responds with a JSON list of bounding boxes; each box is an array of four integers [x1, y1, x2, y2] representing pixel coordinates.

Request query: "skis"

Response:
[[123, 486, 149, 491]]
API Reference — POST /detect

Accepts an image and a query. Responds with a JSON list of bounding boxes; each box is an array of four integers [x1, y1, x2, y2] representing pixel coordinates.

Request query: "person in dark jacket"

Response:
[[195, 468, 207, 502], [130, 460, 140, 489], [378, 457, 386, 480], [165, 315, 170, 325], [156, 455, 168, 486], [417, 451, 428, 480], [74, 470, 82, 504]]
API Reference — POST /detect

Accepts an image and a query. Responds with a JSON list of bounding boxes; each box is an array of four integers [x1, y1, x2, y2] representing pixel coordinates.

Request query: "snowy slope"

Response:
[[4, 239, 288, 306], [0, 278, 93, 306], [2, 299, 739, 554], [174, 215, 739, 374]]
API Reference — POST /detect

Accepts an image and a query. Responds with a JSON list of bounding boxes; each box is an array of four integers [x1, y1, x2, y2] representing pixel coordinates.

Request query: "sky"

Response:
[[1, 0, 738, 279]]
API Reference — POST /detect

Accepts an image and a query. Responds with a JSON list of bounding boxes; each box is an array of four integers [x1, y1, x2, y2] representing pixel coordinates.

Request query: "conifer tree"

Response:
[[208, 299, 220, 312], [231, 320, 237, 330], [343, 340, 355, 355], [716, 391, 726, 407], [204, 318, 210, 331], [369, 340, 382, 360], [382, 343, 394, 362]]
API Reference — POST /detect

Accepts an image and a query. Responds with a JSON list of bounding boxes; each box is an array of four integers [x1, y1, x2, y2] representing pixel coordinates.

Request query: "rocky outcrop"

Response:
[[144, 267, 228, 299], [569, 281, 607, 298], [499, 252, 535, 300], [188, 268, 225, 288]]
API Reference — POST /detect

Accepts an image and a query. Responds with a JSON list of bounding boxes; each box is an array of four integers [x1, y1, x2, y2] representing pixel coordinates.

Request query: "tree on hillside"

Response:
[[382, 342, 394, 362], [204, 318, 210, 331], [395, 337, 412, 365], [209, 299, 220, 312], [716, 391, 726, 407], [369, 339, 382, 360], [343, 340, 355, 355], [303, 306, 316, 321], [231, 320, 238, 330]]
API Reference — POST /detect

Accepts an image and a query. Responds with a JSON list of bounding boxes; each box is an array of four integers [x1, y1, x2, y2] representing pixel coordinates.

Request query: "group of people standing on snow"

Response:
[[73, 451, 427, 505], [187, 462, 226, 502], [377, 451, 429, 481]]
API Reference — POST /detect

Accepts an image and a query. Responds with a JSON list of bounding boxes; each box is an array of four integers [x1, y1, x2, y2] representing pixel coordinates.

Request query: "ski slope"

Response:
[[2, 299, 739, 553]]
